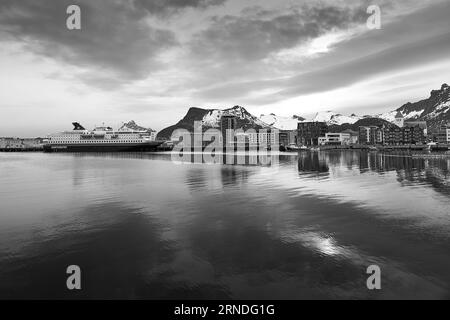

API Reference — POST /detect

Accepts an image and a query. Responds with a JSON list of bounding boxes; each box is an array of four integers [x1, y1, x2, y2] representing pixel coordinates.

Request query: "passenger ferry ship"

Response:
[[43, 122, 163, 152]]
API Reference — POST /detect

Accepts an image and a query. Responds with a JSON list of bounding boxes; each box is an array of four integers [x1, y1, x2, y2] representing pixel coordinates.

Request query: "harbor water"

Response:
[[0, 151, 449, 299]]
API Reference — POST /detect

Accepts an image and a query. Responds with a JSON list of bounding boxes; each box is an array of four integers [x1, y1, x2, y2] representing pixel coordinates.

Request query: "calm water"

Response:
[[0, 151, 449, 299]]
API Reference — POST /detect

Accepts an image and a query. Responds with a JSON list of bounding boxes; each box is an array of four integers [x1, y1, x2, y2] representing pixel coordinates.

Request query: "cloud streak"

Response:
[[190, 4, 368, 63], [0, 0, 205, 88], [0, 0, 449, 136], [133, 0, 226, 16], [186, 0, 450, 104]]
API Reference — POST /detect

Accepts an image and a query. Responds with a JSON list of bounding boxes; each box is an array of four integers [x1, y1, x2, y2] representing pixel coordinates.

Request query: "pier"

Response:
[[0, 138, 44, 152]]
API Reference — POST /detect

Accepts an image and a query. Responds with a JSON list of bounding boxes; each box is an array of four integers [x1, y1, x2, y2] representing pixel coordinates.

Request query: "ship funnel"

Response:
[[72, 122, 86, 130]]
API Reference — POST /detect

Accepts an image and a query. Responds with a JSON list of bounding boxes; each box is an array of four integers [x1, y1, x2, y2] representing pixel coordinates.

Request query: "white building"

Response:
[[341, 129, 359, 144], [319, 133, 352, 146], [394, 111, 404, 128], [247, 130, 278, 146], [438, 127, 450, 143]]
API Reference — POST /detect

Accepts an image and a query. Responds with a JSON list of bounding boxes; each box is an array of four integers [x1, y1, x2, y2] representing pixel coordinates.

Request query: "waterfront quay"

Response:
[[0, 137, 44, 152], [318, 144, 449, 151]]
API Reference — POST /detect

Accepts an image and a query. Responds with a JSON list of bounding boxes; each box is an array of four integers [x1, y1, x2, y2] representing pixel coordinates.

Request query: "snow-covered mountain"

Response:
[[378, 83, 450, 126], [119, 120, 155, 132], [311, 111, 362, 125], [258, 114, 305, 130], [307, 84, 450, 127], [158, 107, 372, 140], [201, 106, 268, 128], [378, 110, 423, 123], [157, 106, 271, 140], [258, 111, 360, 129], [157, 84, 449, 139]]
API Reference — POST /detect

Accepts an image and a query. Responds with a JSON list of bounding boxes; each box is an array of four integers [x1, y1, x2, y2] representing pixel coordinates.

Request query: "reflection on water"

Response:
[[0, 151, 449, 299]]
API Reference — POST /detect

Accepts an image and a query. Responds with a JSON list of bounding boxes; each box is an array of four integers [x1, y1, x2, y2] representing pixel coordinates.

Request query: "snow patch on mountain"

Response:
[[311, 111, 361, 125], [202, 110, 222, 127], [227, 106, 269, 127], [260, 111, 362, 127], [377, 84, 449, 126], [201, 106, 269, 128], [378, 111, 396, 123], [120, 120, 155, 132], [424, 101, 450, 120], [404, 110, 425, 119], [259, 114, 300, 130], [378, 109, 424, 123]]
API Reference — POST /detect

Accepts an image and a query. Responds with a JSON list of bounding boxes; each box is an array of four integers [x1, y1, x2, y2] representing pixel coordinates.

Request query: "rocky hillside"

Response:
[[119, 120, 155, 132], [379, 83, 450, 127], [328, 118, 398, 133]]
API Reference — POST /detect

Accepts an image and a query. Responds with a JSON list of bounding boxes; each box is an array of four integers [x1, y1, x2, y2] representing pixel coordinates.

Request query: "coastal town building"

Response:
[[359, 126, 383, 145], [279, 130, 297, 147], [0, 137, 44, 150], [247, 129, 278, 147], [402, 125, 426, 144], [220, 113, 238, 145], [279, 131, 289, 147], [297, 122, 328, 146], [341, 129, 359, 144], [404, 121, 427, 136], [436, 124, 450, 144], [359, 122, 426, 146], [394, 111, 404, 128], [318, 133, 352, 146], [0, 137, 23, 149], [383, 124, 426, 145], [382, 126, 402, 145]]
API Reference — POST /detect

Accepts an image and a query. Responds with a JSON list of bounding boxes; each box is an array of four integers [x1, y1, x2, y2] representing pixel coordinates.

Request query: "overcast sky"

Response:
[[1, 0, 449, 136]]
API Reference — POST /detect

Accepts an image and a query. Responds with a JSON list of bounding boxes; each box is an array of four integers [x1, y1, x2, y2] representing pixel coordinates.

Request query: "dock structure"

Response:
[[0, 137, 44, 152], [317, 144, 449, 152]]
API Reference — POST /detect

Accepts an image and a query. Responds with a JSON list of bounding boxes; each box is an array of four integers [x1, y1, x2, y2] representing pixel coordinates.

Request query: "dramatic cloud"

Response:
[[133, 0, 227, 15], [188, 0, 450, 103], [197, 31, 450, 103], [0, 0, 449, 136], [0, 0, 213, 87], [189, 3, 369, 69]]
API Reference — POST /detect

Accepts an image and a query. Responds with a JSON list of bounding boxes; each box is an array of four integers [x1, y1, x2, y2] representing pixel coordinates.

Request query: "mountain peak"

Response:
[[157, 106, 269, 139], [379, 83, 450, 126], [120, 120, 154, 132]]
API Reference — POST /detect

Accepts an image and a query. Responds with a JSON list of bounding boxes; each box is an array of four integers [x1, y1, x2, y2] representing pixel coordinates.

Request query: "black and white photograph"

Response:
[[0, 0, 450, 307]]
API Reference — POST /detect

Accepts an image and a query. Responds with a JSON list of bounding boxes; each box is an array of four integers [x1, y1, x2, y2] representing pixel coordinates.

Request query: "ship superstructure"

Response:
[[43, 122, 162, 152]]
